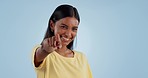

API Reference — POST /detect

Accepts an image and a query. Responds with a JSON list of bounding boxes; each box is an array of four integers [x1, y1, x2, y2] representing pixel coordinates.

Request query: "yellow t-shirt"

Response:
[[32, 45, 93, 78]]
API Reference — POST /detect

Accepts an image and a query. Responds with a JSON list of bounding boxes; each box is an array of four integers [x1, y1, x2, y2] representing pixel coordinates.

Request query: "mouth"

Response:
[[60, 36, 71, 42]]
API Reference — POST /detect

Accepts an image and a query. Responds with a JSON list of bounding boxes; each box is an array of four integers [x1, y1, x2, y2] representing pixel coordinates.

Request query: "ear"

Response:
[[50, 20, 55, 32]]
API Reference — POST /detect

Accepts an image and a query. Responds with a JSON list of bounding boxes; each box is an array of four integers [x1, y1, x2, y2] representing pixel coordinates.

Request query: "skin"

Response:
[[34, 17, 79, 67]]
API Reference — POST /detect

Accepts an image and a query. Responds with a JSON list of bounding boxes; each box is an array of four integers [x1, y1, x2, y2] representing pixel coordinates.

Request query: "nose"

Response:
[[65, 29, 72, 38]]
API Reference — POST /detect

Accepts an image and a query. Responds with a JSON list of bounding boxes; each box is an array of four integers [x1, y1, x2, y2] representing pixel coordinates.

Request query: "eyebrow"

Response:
[[61, 23, 78, 28]]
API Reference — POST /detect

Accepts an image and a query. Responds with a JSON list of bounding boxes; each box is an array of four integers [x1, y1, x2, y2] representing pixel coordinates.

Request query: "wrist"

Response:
[[40, 46, 50, 54]]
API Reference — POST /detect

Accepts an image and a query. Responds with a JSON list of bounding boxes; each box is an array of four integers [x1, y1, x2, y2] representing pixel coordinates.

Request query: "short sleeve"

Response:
[[31, 45, 47, 70], [81, 53, 93, 78], [86, 62, 93, 78]]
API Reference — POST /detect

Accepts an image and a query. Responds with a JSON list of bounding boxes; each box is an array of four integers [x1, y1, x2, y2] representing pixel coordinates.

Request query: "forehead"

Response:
[[57, 17, 79, 26]]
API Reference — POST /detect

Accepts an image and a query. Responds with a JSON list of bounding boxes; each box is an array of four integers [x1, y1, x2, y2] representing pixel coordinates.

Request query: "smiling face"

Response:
[[50, 17, 79, 46]]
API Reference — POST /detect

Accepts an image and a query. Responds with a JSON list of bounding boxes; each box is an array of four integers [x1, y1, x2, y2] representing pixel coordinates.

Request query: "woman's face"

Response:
[[51, 17, 79, 46]]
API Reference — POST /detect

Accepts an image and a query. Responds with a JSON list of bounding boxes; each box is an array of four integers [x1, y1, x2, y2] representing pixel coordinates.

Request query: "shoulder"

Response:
[[33, 44, 41, 50], [73, 50, 87, 59], [73, 50, 84, 55]]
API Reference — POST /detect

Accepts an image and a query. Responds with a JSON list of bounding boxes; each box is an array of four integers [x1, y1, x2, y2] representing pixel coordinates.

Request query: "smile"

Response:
[[61, 37, 70, 42]]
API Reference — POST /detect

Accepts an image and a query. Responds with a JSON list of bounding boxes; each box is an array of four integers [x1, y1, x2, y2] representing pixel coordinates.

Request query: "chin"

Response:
[[62, 42, 71, 46], [62, 43, 69, 46]]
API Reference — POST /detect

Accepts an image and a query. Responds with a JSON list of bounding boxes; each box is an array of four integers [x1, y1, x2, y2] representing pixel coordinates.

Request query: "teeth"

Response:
[[61, 37, 70, 41]]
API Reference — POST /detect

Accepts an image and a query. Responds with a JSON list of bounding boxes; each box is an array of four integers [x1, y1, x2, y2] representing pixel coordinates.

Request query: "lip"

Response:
[[61, 36, 71, 42]]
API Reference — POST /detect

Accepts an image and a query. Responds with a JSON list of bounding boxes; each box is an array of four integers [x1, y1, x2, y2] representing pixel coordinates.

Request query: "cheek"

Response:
[[56, 30, 64, 35], [72, 33, 77, 38], [54, 27, 62, 35], [54, 30, 59, 34]]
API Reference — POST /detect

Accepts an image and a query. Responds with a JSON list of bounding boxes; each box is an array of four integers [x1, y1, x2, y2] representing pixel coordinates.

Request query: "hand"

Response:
[[41, 34, 62, 53]]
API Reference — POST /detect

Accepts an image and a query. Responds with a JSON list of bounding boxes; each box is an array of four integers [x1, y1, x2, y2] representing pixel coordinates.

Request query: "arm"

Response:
[[34, 46, 50, 67], [34, 34, 62, 67]]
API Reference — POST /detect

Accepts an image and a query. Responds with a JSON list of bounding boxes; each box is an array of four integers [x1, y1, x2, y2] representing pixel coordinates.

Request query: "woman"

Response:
[[32, 4, 93, 78]]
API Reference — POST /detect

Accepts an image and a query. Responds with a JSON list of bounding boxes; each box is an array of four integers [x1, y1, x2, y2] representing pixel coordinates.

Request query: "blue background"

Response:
[[0, 0, 148, 78]]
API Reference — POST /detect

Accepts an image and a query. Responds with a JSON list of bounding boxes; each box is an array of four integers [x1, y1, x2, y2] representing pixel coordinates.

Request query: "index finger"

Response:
[[55, 34, 61, 45]]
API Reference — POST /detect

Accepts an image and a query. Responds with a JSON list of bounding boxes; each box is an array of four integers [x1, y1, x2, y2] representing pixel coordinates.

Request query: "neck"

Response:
[[55, 46, 74, 58], [56, 46, 68, 53], [56, 47, 74, 57]]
